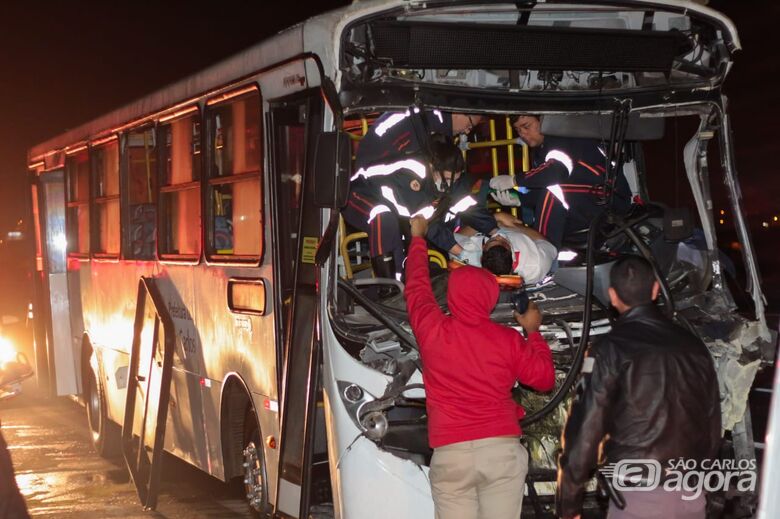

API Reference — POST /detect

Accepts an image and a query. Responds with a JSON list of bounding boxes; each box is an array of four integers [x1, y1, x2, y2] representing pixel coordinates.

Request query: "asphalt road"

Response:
[[0, 387, 252, 518]]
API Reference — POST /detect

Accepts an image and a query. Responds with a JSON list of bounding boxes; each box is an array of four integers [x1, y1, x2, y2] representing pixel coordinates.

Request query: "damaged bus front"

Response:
[[314, 1, 776, 517]]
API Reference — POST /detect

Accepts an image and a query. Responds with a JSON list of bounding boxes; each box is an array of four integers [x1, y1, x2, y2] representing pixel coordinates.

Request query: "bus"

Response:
[[27, 1, 775, 517]]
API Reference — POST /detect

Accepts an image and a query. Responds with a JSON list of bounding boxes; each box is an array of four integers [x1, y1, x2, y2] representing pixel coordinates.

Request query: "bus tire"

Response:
[[243, 407, 271, 518], [85, 360, 120, 458]]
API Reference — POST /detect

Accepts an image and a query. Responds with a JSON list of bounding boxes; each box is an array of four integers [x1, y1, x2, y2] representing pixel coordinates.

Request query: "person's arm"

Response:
[[505, 222, 548, 242], [404, 217, 448, 348], [425, 221, 461, 256], [516, 158, 570, 188], [493, 211, 525, 230], [511, 302, 555, 392], [459, 206, 498, 237], [557, 341, 620, 519]]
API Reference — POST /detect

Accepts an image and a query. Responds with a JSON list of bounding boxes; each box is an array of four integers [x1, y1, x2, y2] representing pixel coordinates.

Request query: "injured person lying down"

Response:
[[450, 213, 557, 285]]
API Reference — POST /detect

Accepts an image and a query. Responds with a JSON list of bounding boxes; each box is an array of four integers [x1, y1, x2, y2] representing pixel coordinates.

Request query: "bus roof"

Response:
[[28, 0, 739, 164]]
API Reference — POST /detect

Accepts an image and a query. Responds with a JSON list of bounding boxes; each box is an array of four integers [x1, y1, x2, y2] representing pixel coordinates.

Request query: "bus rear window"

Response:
[[206, 89, 263, 260], [65, 149, 90, 256], [93, 140, 120, 256]]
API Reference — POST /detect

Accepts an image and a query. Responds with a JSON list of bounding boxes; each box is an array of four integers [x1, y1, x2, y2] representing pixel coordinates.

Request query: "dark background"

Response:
[[0, 1, 777, 316]]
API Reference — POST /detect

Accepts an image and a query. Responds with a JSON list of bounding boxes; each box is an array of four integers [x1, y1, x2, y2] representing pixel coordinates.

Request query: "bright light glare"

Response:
[[0, 336, 16, 365], [53, 232, 67, 252], [557, 250, 578, 262]]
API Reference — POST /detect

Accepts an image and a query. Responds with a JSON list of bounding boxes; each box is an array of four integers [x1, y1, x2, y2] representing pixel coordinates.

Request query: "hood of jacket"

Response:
[[446, 265, 499, 324]]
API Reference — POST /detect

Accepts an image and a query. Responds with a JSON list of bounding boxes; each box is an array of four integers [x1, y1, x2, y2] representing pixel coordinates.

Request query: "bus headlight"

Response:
[[337, 380, 388, 439], [0, 336, 33, 387]]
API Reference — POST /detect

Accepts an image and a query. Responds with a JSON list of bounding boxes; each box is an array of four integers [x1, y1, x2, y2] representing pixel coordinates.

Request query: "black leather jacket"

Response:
[[557, 304, 721, 518]]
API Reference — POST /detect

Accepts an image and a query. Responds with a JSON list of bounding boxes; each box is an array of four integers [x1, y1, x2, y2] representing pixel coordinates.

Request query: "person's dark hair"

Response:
[[429, 134, 464, 174], [509, 114, 540, 125], [609, 255, 656, 306], [481, 246, 513, 276]]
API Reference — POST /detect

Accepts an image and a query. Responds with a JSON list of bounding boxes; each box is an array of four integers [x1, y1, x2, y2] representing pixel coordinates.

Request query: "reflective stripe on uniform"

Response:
[[380, 186, 411, 217], [412, 205, 436, 219], [546, 184, 570, 210], [449, 195, 478, 215], [367, 204, 392, 224], [351, 158, 427, 182], [545, 149, 574, 175]]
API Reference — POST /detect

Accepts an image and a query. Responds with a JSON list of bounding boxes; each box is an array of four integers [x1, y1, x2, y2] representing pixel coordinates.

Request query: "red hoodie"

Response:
[[404, 236, 555, 448]]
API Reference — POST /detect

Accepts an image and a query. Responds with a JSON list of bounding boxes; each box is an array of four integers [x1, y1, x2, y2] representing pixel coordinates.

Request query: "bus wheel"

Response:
[[85, 362, 120, 458], [243, 409, 271, 518]]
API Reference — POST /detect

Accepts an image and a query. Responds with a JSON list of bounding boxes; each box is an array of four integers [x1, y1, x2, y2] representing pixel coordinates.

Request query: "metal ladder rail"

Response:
[[121, 276, 176, 510]]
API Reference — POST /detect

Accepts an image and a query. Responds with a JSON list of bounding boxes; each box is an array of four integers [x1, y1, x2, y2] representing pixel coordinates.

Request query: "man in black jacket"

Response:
[[556, 255, 721, 519]]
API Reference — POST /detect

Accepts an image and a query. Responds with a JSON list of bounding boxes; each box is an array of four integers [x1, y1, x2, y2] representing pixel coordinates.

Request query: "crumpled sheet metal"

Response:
[[707, 318, 770, 431], [716, 355, 761, 432]]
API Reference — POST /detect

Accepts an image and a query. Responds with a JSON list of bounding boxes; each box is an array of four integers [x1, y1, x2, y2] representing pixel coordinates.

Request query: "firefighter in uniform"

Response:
[[342, 110, 490, 281], [490, 115, 632, 249]]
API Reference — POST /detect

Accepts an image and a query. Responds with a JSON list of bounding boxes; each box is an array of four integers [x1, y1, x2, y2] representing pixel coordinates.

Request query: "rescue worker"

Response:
[[490, 115, 631, 249], [556, 255, 721, 519], [342, 110, 487, 283], [425, 135, 500, 257], [405, 215, 555, 519]]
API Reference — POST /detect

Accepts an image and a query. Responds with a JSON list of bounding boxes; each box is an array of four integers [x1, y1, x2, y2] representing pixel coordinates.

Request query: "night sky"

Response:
[[0, 0, 350, 233], [0, 1, 776, 304]]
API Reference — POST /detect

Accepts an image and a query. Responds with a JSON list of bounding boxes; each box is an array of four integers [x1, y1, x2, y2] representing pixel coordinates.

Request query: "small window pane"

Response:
[[165, 116, 201, 184], [160, 114, 201, 257], [66, 150, 90, 255], [212, 94, 261, 177], [163, 189, 200, 255], [67, 152, 90, 202], [127, 128, 157, 259], [93, 141, 120, 255], [212, 179, 261, 255], [94, 141, 120, 197], [98, 200, 120, 253]]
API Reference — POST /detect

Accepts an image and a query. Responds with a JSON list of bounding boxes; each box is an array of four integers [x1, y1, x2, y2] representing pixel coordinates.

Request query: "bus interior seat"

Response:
[[338, 215, 371, 279]]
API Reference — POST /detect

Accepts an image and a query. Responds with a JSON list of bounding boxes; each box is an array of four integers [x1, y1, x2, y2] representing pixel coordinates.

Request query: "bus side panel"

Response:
[[80, 262, 154, 424]]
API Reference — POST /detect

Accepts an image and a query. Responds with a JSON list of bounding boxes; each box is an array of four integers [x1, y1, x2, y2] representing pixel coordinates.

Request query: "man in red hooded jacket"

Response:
[[405, 215, 556, 519]]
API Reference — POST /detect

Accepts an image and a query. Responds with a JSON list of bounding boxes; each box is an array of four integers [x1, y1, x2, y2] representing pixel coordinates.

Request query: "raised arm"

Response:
[[404, 217, 448, 348]]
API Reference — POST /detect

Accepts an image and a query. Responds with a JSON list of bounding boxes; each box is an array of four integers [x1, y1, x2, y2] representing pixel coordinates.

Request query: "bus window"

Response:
[[92, 140, 120, 256], [159, 113, 201, 258], [125, 127, 157, 260], [206, 90, 262, 260], [65, 149, 90, 256]]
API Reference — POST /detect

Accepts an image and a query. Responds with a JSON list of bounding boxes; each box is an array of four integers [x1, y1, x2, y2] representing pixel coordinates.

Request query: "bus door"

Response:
[[32, 170, 79, 396], [270, 91, 324, 519]]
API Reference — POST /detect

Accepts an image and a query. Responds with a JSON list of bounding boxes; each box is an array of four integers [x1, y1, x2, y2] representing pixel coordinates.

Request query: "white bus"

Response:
[[27, 1, 775, 517]]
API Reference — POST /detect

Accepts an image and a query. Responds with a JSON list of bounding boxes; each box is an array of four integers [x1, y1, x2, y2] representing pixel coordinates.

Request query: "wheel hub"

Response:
[[243, 441, 264, 511]]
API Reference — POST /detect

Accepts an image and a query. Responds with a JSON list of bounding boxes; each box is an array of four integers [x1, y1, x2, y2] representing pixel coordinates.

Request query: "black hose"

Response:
[[521, 211, 604, 428]]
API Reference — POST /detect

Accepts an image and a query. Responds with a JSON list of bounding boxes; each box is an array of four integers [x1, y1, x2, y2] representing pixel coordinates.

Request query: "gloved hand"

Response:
[[491, 189, 522, 207], [489, 174, 516, 191]]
